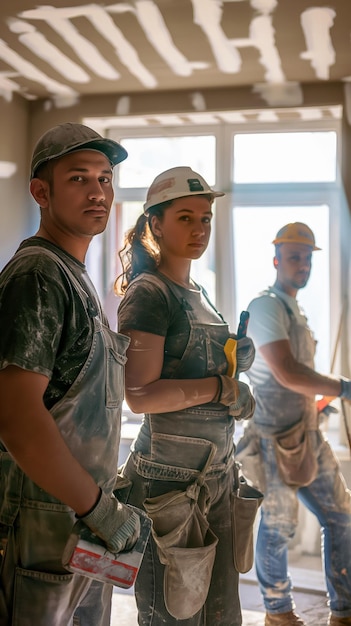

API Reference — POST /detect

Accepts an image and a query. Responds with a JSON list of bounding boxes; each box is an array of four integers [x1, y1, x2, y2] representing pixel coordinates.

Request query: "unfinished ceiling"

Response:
[[0, 0, 350, 116]]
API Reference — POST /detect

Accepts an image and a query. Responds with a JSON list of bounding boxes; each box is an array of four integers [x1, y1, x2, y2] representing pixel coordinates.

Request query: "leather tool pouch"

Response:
[[274, 420, 318, 488], [231, 462, 263, 573], [236, 423, 266, 493]]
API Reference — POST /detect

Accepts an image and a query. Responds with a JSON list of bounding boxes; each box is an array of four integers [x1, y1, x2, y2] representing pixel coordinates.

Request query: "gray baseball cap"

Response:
[[30, 122, 128, 179]]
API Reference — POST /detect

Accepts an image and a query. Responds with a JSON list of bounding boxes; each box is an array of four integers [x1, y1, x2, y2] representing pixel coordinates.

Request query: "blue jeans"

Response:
[[256, 430, 351, 617]]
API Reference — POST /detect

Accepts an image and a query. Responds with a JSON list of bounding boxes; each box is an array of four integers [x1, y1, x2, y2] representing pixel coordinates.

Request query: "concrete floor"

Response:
[[111, 560, 330, 626]]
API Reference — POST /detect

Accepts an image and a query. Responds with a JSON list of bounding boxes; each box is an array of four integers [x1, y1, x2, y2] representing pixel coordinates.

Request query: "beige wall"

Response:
[[0, 94, 32, 268]]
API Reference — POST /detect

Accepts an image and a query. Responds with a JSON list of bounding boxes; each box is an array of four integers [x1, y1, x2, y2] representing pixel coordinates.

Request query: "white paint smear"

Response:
[[249, 15, 285, 83], [19, 6, 120, 81], [8, 18, 90, 83], [128, 0, 197, 77], [251, 0, 277, 15], [300, 8, 336, 80], [0, 161, 17, 178], [253, 82, 303, 107], [192, 0, 242, 73], [116, 96, 131, 116], [0, 38, 78, 98], [0, 72, 21, 101], [20, 4, 155, 88], [86, 5, 157, 88], [191, 91, 207, 111]]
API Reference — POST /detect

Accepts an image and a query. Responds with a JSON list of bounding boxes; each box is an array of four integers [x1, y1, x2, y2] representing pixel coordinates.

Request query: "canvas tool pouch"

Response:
[[143, 446, 218, 620], [231, 463, 263, 573], [274, 419, 318, 488], [236, 422, 266, 493]]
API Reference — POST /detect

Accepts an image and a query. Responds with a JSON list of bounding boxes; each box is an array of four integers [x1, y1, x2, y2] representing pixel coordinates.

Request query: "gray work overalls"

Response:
[[0, 247, 129, 626], [119, 273, 243, 626], [237, 289, 351, 617]]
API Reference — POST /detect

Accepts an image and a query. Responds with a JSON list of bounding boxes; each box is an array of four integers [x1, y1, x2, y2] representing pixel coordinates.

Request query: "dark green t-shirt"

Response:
[[0, 237, 105, 409]]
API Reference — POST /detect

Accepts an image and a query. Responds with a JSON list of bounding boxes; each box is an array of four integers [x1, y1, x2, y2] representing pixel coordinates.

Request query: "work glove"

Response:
[[340, 377, 351, 401], [318, 404, 338, 425], [230, 335, 255, 373], [217, 375, 256, 421], [79, 490, 140, 554]]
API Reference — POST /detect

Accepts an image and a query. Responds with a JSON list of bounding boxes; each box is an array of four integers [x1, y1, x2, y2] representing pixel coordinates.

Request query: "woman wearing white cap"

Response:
[[115, 167, 257, 626]]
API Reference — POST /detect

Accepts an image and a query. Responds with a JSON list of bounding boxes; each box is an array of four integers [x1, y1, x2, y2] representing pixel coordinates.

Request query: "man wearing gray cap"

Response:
[[0, 123, 140, 625], [236, 223, 351, 626]]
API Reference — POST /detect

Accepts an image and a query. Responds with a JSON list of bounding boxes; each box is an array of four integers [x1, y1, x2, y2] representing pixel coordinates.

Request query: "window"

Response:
[[118, 135, 216, 188], [234, 131, 337, 183]]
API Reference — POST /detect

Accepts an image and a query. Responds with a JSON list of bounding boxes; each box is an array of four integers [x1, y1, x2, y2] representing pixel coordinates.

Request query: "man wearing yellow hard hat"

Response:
[[236, 222, 351, 626]]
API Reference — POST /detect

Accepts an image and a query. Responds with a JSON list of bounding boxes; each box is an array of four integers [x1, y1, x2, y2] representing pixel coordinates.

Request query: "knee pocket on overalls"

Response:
[[144, 484, 218, 620]]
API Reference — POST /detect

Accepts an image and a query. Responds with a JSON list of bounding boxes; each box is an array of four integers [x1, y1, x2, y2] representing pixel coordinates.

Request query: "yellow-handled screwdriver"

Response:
[[224, 311, 250, 378]]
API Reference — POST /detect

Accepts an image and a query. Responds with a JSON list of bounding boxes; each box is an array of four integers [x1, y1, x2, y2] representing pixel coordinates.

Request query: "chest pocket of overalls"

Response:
[[172, 321, 228, 378], [163, 285, 229, 380]]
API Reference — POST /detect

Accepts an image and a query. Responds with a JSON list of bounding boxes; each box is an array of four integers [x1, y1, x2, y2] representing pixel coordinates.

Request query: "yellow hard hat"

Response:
[[272, 222, 321, 250]]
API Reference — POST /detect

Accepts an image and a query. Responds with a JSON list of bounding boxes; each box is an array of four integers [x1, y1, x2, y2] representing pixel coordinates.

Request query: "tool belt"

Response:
[[143, 444, 218, 620]]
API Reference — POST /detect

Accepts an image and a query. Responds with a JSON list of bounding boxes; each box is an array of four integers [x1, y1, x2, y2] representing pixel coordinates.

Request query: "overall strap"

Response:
[[12, 246, 100, 319]]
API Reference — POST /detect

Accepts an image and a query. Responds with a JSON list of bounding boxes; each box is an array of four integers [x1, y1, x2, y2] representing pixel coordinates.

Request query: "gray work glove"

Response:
[[318, 404, 338, 425], [217, 375, 256, 421], [340, 377, 351, 401], [80, 490, 140, 554], [230, 335, 255, 373]]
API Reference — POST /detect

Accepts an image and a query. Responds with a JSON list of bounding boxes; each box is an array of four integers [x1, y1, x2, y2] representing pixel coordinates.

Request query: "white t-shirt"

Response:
[[247, 285, 309, 387]]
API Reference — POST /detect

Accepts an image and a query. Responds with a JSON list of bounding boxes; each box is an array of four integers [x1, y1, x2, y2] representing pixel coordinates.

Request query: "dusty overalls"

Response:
[[0, 248, 129, 626], [119, 274, 243, 626], [241, 290, 351, 618]]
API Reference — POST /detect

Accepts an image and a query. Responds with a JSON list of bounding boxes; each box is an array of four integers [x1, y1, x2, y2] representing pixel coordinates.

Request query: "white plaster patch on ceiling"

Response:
[[251, 0, 277, 14], [0, 0, 348, 107], [219, 111, 248, 123], [253, 82, 303, 107], [0, 161, 17, 178], [224, 1, 286, 85], [0, 72, 21, 101], [116, 96, 131, 116], [0, 37, 78, 99], [248, 14, 284, 83], [85, 4, 157, 88], [43, 93, 80, 110], [297, 107, 323, 121], [256, 109, 279, 122], [19, 6, 121, 81], [8, 19, 90, 83], [151, 115, 185, 126], [191, 92, 207, 111], [110, 1, 208, 77], [193, 0, 242, 73], [300, 8, 336, 80]]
